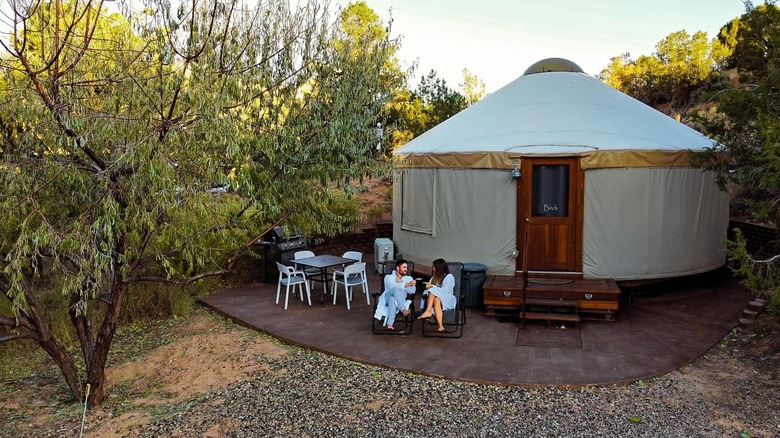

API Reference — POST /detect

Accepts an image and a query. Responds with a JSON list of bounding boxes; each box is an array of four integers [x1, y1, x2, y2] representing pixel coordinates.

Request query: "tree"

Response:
[[694, 2, 780, 313], [0, 0, 398, 407], [720, 2, 780, 78], [382, 70, 467, 151], [599, 30, 730, 111], [336, 1, 407, 156], [459, 68, 486, 105], [696, 2, 780, 218], [415, 69, 467, 132]]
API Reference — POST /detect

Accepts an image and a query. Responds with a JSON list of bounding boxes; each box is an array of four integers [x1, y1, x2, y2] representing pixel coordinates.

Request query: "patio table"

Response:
[[293, 254, 356, 303]]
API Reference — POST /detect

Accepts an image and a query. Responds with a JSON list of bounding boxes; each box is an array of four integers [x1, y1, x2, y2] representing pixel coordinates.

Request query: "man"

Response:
[[374, 259, 417, 330]]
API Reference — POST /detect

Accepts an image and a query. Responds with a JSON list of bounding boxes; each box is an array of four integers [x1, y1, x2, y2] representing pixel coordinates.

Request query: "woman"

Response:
[[417, 258, 456, 332]]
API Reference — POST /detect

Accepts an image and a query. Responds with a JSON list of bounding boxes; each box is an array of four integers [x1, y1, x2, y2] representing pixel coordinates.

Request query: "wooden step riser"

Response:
[[486, 298, 618, 311], [485, 289, 618, 300], [484, 290, 619, 310], [522, 312, 580, 322]]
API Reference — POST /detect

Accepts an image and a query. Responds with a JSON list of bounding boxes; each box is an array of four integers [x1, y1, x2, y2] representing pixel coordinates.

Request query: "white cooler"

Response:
[[374, 238, 394, 274]]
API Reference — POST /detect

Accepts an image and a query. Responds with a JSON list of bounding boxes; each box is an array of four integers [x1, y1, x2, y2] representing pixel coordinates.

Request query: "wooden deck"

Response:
[[200, 261, 752, 387]]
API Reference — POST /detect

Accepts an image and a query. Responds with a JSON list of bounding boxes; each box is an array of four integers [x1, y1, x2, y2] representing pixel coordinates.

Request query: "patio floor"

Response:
[[200, 260, 751, 387]]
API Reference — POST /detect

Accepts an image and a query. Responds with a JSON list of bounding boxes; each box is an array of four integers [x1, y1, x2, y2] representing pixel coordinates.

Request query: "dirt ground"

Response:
[[1, 306, 778, 437]]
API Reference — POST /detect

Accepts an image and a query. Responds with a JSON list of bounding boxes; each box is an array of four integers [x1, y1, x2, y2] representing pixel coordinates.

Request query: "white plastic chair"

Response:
[[275, 262, 311, 310], [332, 262, 369, 309], [294, 250, 323, 292], [332, 251, 363, 282], [342, 251, 363, 262]]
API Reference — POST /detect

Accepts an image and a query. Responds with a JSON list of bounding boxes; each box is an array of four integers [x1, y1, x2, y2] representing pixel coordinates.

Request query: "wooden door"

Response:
[[517, 157, 582, 272]]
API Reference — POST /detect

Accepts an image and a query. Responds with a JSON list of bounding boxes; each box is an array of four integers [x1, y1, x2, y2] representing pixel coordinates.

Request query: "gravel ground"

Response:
[[127, 348, 779, 438]]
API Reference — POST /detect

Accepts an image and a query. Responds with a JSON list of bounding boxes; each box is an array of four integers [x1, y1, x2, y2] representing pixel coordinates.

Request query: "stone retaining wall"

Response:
[[729, 220, 779, 259], [311, 222, 393, 256]]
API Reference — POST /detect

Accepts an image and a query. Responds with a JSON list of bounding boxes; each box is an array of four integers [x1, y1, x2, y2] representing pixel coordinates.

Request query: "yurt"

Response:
[[392, 58, 728, 281]]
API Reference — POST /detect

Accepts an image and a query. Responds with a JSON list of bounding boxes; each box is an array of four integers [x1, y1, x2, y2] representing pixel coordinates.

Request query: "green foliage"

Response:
[[460, 68, 487, 105], [694, 5, 780, 223], [122, 278, 218, 323], [720, 3, 780, 77], [382, 70, 469, 150], [680, 4, 780, 321], [599, 30, 729, 110], [0, 0, 402, 405], [416, 70, 468, 131], [725, 230, 780, 316], [323, 191, 362, 234], [367, 205, 387, 224]]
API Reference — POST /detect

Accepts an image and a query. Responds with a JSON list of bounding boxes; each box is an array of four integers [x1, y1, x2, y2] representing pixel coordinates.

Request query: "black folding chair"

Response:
[[372, 260, 416, 335], [421, 262, 465, 338]]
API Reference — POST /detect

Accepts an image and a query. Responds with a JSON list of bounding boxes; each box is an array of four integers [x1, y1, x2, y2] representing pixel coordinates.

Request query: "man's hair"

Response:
[[394, 258, 407, 270]]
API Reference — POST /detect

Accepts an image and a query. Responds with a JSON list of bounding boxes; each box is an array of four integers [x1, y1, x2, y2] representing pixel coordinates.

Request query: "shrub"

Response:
[[367, 205, 387, 224]]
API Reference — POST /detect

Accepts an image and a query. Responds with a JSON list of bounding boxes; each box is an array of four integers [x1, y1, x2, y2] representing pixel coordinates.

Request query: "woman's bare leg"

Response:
[[418, 293, 435, 319], [433, 298, 444, 331]]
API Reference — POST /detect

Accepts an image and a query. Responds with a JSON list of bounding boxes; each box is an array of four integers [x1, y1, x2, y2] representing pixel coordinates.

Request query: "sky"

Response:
[[0, 0, 748, 93], [345, 0, 749, 93]]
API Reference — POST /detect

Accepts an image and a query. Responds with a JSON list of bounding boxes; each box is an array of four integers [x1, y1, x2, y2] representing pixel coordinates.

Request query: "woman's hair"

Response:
[[431, 258, 449, 286]]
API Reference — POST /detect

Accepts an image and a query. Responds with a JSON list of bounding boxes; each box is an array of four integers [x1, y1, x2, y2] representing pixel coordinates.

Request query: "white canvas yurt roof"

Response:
[[394, 58, 715, 169]]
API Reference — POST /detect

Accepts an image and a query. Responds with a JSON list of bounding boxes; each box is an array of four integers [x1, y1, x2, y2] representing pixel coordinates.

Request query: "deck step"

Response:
[[525, 298, 579, 307], [748, 300, 765, 313], [738, 317, 755, 328], [521, 311, 580, 322], [742, 309, 759, 319], [483, 275, 620, 321]]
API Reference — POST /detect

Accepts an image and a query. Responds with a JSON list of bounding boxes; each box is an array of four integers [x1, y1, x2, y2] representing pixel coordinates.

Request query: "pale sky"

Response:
[[348, 0, 748, 93]]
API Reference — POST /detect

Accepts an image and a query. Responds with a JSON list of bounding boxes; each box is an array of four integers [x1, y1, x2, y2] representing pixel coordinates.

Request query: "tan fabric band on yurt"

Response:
[[394, 149, 694, 170], [579, 149, 693, 169], [393, 152, 517, 169]]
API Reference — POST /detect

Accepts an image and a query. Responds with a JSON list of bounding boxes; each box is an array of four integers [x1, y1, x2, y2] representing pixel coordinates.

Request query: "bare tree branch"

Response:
[[0, 331, 39, 343], [0, 316, 34, 330]]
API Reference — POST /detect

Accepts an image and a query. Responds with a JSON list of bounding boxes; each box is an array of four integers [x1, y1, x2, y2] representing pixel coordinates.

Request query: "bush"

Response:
[[367, 205, 386, 224], [328, 191, 362, 233], [727, 229, 780, 320]]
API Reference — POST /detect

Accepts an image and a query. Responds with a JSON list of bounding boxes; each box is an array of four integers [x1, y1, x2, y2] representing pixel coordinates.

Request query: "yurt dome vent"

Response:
[[523, 58, 584, 75]]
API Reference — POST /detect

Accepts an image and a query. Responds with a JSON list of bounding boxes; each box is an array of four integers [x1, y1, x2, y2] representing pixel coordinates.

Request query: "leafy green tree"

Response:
[[720, 1, 780, 77], [694, 2, 780, 313], [383, 88, 426, 150], [0, 0, 397, 407], [460, 68, 486, 105], [416, 69, 468, 131], [600, 30, 730, 110], [382, 70, 467, 151], [695, 2, 780, 219], [336, 1, 407, 156]]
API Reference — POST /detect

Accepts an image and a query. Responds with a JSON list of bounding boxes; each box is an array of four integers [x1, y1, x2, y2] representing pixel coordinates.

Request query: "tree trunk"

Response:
[[84, 276, 127, 408], [22, 285, 82, 400], [85, 345, 109, 407], [38, 336, 82, 401]]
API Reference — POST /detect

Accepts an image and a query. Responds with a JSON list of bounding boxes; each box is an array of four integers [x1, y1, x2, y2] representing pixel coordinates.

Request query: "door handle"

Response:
[[525, 218, 531, 223]]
